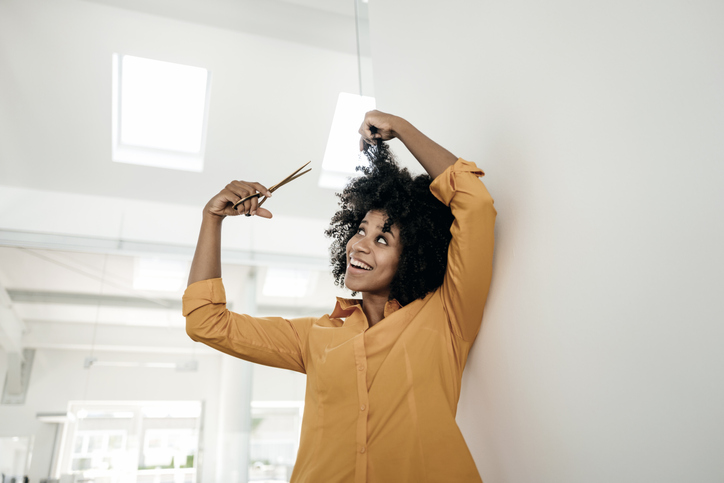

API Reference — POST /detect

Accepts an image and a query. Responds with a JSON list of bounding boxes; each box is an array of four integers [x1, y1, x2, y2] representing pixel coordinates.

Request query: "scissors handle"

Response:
[[233, 192, 261, 209]]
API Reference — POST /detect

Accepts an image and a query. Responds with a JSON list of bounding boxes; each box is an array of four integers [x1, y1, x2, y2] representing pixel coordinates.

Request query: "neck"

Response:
[[361, 291, 390, 327]]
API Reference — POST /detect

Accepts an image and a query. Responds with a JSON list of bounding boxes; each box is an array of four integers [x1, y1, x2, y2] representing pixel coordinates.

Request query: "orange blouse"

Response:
[[183, 158, 496, 482]]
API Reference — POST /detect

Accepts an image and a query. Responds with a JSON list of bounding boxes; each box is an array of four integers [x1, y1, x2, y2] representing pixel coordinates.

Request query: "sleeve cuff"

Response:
[[429, 158, 485, 206], [182, 278, 227, 317]]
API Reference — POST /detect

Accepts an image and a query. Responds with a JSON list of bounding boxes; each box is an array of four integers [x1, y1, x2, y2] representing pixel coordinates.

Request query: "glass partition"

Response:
[[57, 401, 202, 483]]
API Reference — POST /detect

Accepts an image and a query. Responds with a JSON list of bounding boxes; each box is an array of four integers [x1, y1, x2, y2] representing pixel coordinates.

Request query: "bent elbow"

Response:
[[184, 304, 227, 343], [185, 313, 202, 342]]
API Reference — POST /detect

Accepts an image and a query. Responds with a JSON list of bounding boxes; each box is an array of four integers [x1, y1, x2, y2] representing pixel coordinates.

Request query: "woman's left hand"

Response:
[[359, 110, 401, 150]]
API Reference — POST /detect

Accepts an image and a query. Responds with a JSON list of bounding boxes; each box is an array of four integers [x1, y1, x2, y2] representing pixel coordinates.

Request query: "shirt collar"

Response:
[[330, 297, 403, 319]]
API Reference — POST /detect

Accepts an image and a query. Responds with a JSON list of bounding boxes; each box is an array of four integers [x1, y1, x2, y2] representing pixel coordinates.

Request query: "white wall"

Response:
[[369, 1, 724, 482]]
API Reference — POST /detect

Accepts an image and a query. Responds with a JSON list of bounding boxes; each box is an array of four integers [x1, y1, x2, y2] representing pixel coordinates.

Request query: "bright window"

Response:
[[57, 401, 202, 483], [112, 54, 211, 172], [249, 401, 304, 483], [70, 430, 126, 472], [319, 92, 376, 190]]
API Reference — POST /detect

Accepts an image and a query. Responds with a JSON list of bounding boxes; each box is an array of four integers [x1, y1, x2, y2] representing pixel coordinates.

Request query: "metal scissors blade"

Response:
[[233, 161, 312, 210]]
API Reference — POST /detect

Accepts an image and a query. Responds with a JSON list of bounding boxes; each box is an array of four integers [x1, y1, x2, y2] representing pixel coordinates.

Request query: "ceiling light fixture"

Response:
[[83, 357, 198, 372]]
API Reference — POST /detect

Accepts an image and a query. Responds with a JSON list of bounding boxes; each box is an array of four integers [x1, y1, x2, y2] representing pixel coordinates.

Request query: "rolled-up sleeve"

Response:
[[183, 278, 313, 373], [430, 158, 496, 341]]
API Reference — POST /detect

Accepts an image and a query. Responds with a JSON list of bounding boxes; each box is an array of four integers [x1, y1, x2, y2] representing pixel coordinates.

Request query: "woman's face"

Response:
[[345, 210, 402, 298]]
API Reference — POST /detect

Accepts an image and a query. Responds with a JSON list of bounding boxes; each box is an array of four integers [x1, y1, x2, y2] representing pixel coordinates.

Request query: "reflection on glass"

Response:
[[70, 431, 125, 473], [58, 401, 202, 482], [109, 434, 124, 450], [74, 435, 84, 453], [249, 404, 303, 482], [88, 434, 104, 452]]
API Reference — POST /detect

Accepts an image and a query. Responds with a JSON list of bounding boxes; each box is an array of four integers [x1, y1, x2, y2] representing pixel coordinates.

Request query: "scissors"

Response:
[[233, 161, 312, 212]]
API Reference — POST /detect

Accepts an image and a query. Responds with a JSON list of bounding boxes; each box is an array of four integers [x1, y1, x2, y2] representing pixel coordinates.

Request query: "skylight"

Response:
[[111, 54, 211, 172], [318, 92, 376, 190]]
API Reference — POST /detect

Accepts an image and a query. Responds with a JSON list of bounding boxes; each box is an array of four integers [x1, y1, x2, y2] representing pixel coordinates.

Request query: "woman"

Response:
[[183, 110, 496, 482]]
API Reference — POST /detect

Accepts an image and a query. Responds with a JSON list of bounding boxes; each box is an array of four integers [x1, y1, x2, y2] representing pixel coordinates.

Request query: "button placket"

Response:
[[353, 334, 369, 483]]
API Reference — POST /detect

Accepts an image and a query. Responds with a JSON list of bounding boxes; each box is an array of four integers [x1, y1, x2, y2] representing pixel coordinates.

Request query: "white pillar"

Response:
[[215, 268, 256, 483], [216, 356, 253, 483]]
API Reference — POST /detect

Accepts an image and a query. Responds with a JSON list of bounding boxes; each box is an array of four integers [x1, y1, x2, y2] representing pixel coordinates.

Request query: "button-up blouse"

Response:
[[183, 158, 496, 482]]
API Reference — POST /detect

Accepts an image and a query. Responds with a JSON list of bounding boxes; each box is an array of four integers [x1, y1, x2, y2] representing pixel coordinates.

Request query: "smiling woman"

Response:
[[344, 210, 403, 302], [183, 110, 496, 482], [325, 137, 458, 324]]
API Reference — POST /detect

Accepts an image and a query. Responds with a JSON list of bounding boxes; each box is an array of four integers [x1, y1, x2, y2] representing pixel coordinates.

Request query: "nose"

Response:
[[352, 236, 371, 254]]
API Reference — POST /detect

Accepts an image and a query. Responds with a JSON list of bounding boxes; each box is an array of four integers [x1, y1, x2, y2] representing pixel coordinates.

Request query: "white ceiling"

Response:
[[279, 0, 356, 17], [0, 0, 370, 221], [83, 0, 361, 50], [0, 0, 364, 356]]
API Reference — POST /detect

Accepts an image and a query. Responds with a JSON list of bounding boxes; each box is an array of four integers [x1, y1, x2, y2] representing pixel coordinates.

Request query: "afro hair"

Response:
[[325, 142, 454, 306]]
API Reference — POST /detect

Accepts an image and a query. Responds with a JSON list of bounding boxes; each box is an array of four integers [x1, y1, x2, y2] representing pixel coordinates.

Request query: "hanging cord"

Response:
[[82, 252, 109, 400], [354, 0, 363, 96]]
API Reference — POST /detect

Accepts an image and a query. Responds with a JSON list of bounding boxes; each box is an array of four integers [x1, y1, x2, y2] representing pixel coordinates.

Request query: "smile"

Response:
[[349, 257, 373, 271]]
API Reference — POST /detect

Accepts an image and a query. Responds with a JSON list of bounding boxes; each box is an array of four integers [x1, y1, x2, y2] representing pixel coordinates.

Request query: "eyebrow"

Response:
[[359, 219, 397, 239]]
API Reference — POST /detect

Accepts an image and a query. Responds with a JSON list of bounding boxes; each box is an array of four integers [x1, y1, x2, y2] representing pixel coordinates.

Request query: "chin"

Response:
[[344, 279, 361, 294], [344, 277, 370, 295]]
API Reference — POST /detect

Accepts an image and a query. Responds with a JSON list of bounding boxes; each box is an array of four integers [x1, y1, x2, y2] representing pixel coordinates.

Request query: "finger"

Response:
[[213, 189, 242, 216], [225, 183, 248, 211], [248, 193, 259, 216], [238, 198, 253, 216], [358, 125, 375, 148], [229, 193, 250, 215], [220, 193, 238, 216], [228, 180, 255, 200], [254, 208, 273, 219], [248, 182, 272, 198], [227, 181, 260, 214]]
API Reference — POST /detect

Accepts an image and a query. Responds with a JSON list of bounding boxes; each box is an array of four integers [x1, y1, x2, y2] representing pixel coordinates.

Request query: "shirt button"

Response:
[[360, 405, 366, 411], [360, 446, 366, 453], [357, 365, 365, 371]]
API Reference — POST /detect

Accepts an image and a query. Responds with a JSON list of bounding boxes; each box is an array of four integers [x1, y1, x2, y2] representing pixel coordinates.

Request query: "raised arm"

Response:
[[358, 110, 456, 179], [184, 180, 313, 373], [188, 180, 273, 286], [360, 110, 496, 341]]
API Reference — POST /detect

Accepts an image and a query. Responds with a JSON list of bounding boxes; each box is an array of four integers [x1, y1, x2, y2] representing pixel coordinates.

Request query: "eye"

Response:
[[356, 227, 366, 236], [376, 235, 388, 245]]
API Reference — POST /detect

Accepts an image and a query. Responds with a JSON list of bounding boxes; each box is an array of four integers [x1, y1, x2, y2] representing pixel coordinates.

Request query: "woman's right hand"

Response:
[[204, 180, 273, 219]]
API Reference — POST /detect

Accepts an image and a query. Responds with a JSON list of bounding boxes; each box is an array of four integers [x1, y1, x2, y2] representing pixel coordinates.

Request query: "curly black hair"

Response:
[[325, 142, 455, 306]]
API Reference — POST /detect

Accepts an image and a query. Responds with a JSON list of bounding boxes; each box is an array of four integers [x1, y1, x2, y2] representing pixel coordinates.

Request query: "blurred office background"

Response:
[[1, 0, 723, 482]]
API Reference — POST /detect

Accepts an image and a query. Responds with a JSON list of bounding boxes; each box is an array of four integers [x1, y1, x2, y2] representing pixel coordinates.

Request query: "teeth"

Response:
[[351, 258, 372, 270]]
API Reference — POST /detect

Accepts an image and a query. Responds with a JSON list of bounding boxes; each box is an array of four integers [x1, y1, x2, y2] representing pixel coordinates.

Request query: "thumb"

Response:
[[254, 208, 273, 219]]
